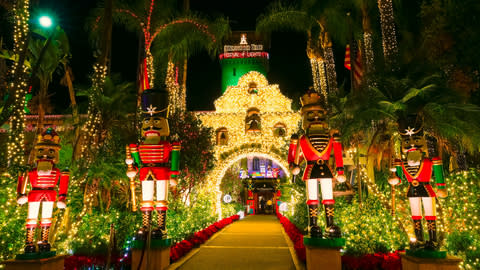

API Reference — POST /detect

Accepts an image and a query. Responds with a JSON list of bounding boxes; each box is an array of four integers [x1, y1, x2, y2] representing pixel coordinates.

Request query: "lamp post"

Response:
[[26, 15, 56, 165], [29, 15, 55, 85]]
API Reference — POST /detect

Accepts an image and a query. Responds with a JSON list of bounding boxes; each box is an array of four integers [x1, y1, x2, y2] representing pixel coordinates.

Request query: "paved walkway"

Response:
[[170, 215, 300, 270]]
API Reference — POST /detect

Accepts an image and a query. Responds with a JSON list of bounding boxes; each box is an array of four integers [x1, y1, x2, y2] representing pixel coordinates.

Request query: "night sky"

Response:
[[27, 0, 348, 112]]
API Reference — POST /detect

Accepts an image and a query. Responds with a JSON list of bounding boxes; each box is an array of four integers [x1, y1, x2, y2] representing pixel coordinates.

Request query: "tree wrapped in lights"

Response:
[[89, 0, 229, 113], [377, 0, 398, 68], [6, 0, 30, 170]]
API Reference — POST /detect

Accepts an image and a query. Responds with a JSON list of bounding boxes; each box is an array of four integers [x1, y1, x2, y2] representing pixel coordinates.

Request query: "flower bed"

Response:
[[277, 212, 306, 261], [170, 214, 240, 262], [342, 251, 402, 270], [277, 213, 402, 269]]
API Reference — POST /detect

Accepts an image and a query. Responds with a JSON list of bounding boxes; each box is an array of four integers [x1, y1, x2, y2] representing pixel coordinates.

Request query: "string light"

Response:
[[323, 46, 338, 94], [166, 61, 183, 113], [377, 0, 398, 67], [7, 0, 30, 168], [363, 32, 375, 81]]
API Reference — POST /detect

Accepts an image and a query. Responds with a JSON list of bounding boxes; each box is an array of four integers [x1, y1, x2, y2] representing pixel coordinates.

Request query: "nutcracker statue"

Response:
[[388, 115, 447, 250], [126, 88, 180, 240], [17, 128, 69, 253], [288, 90, 346, 238]]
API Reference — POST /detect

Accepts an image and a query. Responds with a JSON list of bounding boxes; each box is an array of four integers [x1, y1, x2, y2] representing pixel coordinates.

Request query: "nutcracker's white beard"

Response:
[[37, 161, 53, 175], [406, 151, 422, 166]]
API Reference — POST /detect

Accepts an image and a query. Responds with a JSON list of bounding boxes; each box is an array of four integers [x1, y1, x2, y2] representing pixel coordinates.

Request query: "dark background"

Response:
[[4, 0, 350, 112]]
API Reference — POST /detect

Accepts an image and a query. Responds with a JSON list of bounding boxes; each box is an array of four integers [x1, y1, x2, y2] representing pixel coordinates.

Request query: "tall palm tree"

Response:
[[257, 1, 350, 97], [151, 15, 229, 112], [90, 0, 228, 112]]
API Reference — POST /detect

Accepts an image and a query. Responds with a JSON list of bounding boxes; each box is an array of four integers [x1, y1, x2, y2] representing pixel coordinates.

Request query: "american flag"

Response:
[[344, 44, 351, 70], [352, 43, 364, 89]]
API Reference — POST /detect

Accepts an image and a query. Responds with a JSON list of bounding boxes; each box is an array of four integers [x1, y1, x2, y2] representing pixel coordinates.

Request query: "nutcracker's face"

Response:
[[401, 135, 426, 166], [141, 115, 169, 144], [35, 146, 59, 175], [303, 108, 328, 133]]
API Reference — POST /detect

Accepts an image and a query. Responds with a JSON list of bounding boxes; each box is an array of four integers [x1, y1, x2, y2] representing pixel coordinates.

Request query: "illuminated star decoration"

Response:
[[146, 105, 157, 116], [240, 34, 248, 45], [405, 126, 416, 136]]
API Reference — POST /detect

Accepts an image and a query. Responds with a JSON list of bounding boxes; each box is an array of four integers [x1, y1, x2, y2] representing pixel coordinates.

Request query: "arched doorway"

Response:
[[205, 148, 291, 219]]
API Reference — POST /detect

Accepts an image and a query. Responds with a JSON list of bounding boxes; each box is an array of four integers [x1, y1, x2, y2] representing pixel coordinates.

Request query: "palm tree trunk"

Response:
[[377, 0, 398, 68], [318, 28, 338, 94], [323, 44, 338, 93], [361, 5, 375, 81], [63, 65, 81, 162], [181, 55, 187, 112]]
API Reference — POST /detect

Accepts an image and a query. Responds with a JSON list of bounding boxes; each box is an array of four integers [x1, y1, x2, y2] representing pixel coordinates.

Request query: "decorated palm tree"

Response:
[[257, 1, 352, 98], [90, 0, 228, 113], [376, 0, 398, 68]]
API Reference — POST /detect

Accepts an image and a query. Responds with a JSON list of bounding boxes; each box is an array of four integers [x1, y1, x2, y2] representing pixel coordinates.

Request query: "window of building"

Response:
[[273, 123, 287, 137], [246, 108, 261, 133], [216, 127, 228, 145]]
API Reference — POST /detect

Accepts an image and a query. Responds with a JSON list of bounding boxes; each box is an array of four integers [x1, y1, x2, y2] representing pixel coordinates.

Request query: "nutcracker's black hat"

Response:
[[141, 88, 169, 117], [398, 114, 424, 137]]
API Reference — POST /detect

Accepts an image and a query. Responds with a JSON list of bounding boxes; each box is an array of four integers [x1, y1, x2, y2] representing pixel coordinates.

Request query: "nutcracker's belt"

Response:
[[145, 163, 169, 167], [32, 187, 55, 190], [307, 159, 327, 165], [410, 180, 420, 187]]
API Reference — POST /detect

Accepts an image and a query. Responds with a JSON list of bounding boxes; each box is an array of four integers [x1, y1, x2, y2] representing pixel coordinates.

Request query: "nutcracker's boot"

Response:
[[38, 226, 51, 252], [24, 227, 36, 253], [308, 204, 322, 238], [152, 209, 167, 239], [324, 204, 341, 238], [425, 219, 439, 250], [136, 210, 152, 241], [411, 218, 425, 249]]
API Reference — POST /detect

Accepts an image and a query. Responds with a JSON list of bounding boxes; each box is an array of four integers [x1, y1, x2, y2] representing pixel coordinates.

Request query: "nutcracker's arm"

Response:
[[288, 134, 302, 167], [394, 159, 404, 182], [17, 172, 28, 196], [170, 141, 181, 178], [432, 157, 446, 189], [388, 159, 403, 185], [129, 143, 141, 166], [332, 133, 345, 175], [58, 169, 69, 202]]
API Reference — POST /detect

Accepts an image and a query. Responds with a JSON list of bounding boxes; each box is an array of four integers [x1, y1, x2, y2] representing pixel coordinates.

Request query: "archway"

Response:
[[206, 147, 291, 219]]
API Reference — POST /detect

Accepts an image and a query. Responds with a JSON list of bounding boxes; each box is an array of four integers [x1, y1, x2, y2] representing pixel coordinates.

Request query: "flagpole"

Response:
[[347, 12, 355, 93]]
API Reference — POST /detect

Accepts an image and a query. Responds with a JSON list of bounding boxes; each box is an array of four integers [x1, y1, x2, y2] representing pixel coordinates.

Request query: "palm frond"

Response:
[[256, 3, 314, 35]]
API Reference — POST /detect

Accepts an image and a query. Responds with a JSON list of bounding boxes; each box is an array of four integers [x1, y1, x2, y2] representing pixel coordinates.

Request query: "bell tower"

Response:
[[219, 31, 269, 93]]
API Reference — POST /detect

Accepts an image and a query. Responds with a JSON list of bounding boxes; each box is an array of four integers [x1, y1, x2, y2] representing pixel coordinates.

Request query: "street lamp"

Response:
[[38, 15, 53, 28], [29, 15, 56, 85]]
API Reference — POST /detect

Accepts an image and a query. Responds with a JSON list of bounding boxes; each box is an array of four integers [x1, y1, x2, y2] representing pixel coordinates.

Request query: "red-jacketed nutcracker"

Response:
[[126, 88, 180, 240], [288, 90, 346, 238], [17, 128, 69, 253], [388, 116, 447, 250]]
